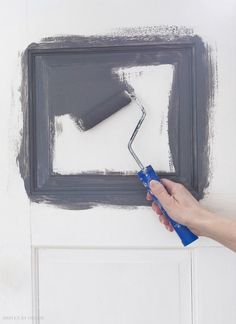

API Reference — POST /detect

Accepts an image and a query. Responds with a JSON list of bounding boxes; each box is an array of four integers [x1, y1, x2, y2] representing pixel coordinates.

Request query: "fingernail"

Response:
[[149, 180, 160, 190]]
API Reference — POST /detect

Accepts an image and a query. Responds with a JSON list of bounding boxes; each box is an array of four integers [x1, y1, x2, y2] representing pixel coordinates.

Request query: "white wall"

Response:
[[2, 0, 236, 213], [1, 1, 236, 323], [0, 0, 235, 214]]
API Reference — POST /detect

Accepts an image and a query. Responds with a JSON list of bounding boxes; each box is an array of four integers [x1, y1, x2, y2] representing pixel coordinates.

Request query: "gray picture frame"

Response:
[[19, 33, 213, 209]]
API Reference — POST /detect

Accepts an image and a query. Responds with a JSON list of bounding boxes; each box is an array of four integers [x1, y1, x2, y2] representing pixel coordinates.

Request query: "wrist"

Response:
[[185, 208, 215, 237]]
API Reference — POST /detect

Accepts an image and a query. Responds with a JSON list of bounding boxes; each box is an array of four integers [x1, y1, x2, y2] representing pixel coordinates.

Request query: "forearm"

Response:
[[188, 210, 236, 252]]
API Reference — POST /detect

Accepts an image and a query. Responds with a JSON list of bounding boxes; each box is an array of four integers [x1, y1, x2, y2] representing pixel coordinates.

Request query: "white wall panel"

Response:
[[34, 248, 192, 324], [192, 247, 236, 324]]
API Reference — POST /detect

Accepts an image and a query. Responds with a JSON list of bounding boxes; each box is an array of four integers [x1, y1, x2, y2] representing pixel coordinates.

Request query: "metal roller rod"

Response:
[[126, 90, 146, 170]]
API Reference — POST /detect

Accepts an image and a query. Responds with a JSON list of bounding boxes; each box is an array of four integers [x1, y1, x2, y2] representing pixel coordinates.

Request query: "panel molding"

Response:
[[20, 33, 213, 209], [32, 246, 193, 324], [191, 247, 236, 324], [31, 248, 40, 324], [32, 246, 236, 324]]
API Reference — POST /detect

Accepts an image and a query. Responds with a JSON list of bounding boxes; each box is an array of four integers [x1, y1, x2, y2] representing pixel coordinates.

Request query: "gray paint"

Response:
[[77, 90, 131, 131], [18, 27, 215, 209]]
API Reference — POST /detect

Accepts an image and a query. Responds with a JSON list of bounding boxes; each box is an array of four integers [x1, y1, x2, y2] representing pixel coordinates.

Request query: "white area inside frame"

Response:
[[52, 64, 175, 174]]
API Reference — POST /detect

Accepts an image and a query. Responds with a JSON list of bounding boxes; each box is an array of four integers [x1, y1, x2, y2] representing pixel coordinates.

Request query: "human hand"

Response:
[[147, 179, 236, 252], [146, 179, 206, 236]]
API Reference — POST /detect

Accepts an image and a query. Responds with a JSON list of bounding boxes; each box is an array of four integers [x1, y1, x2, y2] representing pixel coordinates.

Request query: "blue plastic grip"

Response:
[[138, 165, 198, 246]]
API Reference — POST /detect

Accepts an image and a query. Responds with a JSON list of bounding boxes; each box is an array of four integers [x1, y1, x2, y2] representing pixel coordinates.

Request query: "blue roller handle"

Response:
[[138, 165, 198, 246]]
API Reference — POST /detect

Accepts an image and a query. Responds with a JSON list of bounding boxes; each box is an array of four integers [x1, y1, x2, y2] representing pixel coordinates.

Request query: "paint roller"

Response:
[[76, 90, 132, 131], [79, 87, 198, 246]]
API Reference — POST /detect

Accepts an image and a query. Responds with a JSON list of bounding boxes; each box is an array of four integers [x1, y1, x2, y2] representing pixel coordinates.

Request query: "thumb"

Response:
[[149, 180, 173, 211]]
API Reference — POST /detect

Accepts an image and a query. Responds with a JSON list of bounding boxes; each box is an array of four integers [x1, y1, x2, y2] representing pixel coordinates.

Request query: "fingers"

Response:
[[146, 181, 174, 232], [149, 180, 173, 211], [146, 192, 152, 201], [160, 178, 176, 193], [151, 201, 162, 215], [148, 198, 173, 232], [152, 201, 173, 232], [161, 179, 198, 207], [146, 179, 181, 201], [147, 192, 167, 215], [161, 178, 184, 195], [159, 214, 174, 232]]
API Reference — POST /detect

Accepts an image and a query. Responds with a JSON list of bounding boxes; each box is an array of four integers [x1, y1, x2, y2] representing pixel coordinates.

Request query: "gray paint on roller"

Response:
[[77, 90, 132, 131], [18, 27, 215, 209]]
